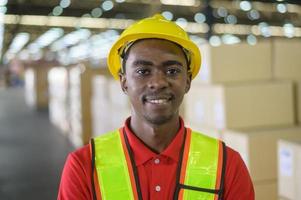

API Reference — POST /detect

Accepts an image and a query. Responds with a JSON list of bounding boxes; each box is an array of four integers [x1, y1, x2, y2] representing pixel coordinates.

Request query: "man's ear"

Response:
[[119, 72, 128, 94], [185, 71, 192, 93]]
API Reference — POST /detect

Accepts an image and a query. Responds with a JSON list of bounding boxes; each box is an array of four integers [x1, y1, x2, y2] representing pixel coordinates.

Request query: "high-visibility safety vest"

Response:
[[90, 128, 226, 200]]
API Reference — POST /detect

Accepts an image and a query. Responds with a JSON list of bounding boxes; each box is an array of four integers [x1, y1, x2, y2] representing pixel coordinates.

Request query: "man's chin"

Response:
[[144, 114, 174, 125]]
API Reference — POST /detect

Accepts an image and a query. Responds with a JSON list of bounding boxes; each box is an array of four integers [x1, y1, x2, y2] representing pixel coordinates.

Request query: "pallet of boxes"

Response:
[[67, 60, 131, 148], [274, 39, 301, 200], [48, 66, 70, 135], [91, 64, 131, 140], [67, 62, 106, 147], [183, 38, 301, 200], [23, 60, 58, 110]]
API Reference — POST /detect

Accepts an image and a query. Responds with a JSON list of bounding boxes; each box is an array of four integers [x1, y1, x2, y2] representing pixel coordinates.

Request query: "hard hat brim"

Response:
[[108, 33, 201, 80]]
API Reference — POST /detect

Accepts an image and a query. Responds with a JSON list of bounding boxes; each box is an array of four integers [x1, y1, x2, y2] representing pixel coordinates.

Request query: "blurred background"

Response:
[[0, 0, 300, 199]]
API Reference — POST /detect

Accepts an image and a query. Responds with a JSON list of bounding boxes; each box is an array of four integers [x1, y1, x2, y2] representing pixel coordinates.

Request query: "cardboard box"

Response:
[[278, 138, 301, 200], [272, 39, 301, 80], [185, 81, 294, 130], [195, 41, 272, 84], [254, 181, 277, 200], [296, 82, 301, 124], [223, 127, 301, 182]]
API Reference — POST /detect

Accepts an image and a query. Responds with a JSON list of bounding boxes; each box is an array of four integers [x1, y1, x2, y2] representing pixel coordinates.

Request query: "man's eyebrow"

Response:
[[133, 60, 153, 66], [162, 60, 184, 67]]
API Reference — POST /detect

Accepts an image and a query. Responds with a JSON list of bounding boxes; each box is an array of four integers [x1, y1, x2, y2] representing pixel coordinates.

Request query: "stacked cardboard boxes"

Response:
[[273, 39, 301, 200], [68, 63, 109, 147], [223, 128, 301, 200], [48, 67, 70, 134], [91, 75, 131, 137], [24, 65, 53, 110], [194, 41, 272, 84], [184, 39, 301, 199], [91, 74, 111, 136], [185, 81, 294, 130]]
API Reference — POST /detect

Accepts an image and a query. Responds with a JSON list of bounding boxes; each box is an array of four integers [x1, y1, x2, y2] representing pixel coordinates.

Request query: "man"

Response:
[[58, 14, 254, 200]]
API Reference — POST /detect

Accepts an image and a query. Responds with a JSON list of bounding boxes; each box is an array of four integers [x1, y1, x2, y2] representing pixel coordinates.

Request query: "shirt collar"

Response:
[[123, 117, 185, 166]]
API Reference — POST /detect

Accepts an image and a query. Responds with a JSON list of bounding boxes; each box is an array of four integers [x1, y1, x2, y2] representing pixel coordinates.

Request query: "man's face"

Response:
[[120, 39, 191, 125]]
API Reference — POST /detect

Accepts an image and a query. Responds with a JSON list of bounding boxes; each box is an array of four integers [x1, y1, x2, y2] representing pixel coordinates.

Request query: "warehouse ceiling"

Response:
[[1, 0, 301, 64]]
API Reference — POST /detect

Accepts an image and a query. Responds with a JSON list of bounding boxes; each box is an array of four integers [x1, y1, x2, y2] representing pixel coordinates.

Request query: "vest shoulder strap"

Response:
[[93, 130, 135, 200], [179, 130, 226, 200]]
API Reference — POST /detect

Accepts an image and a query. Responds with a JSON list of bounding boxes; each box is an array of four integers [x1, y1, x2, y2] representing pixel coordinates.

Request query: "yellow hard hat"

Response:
[[107, 14, 201, 80]]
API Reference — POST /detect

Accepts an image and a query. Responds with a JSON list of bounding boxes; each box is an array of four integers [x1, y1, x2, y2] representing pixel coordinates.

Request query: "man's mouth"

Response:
[[143, 95, 173, 105]]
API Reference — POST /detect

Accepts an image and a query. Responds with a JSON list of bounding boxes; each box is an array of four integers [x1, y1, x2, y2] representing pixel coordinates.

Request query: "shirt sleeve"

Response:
[[223, 147, 255, 200], [57, 145, 93, 200]]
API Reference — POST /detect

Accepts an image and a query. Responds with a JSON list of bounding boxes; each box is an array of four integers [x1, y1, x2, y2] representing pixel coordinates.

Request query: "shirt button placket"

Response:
[[155, 185, 161, 192]]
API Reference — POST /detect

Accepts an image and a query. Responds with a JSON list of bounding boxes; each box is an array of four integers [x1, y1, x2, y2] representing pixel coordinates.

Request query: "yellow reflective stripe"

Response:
[[183, 130, 220, 200], [94, 130, 135, 200]]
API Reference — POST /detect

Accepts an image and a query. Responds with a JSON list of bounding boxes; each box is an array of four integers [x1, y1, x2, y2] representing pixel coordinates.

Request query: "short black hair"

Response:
[[119, 39, 191, 75]]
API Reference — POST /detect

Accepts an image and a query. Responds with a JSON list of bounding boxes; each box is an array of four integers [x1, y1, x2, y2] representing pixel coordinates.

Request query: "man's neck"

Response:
[[129, 115, 181, 153]]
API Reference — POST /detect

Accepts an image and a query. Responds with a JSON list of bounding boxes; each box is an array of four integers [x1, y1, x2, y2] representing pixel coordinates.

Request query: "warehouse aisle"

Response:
[[0, 88, 74, 200]]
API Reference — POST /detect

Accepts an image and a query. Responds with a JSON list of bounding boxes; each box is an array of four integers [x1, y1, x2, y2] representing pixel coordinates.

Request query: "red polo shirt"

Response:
[[58, 118, 254, 200]]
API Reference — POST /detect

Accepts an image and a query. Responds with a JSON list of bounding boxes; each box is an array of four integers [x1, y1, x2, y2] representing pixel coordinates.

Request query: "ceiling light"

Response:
[[0, 0, 7, 6], [209, 35, 221, 47], [52, 6, 63, 16], [277, 4, 287, 13], [194, 13, 206, 23], [34, 28, 64, 47], [91, 8, 103, 18], [225, 15, 237, 24], [82, 14, 91, 18], [60, 0, 71, 9], [0, 6, 6, 14], [102, 1, 114, 11], [258, 22, 271, 37], [217, 7, 227, 17], [8, 32, 30, 54], [175, 18, 188, 29], [283, 23, 295, 38], [51, 29, 91, 51], [221, 34, 241, 45], [162, 11, 173, 21], [246, 34, 257, 45], [240, 1, 252, 11], [247, 9, 260, 20]]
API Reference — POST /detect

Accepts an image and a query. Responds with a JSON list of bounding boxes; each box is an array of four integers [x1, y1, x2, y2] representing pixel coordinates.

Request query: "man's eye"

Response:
[[136, 68, 150, 75], [166, 68, 181, 75]]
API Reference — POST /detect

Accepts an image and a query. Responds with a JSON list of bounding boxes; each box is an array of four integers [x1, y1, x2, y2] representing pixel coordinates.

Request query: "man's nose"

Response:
[[147, 70, 169, 90]]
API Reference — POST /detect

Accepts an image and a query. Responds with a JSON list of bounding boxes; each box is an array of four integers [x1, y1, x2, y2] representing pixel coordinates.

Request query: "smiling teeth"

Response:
[[149, 99, 168, 104]]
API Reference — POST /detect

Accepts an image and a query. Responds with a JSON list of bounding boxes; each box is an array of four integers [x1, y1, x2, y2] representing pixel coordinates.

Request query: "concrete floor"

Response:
[[0, 88, 74, 200]]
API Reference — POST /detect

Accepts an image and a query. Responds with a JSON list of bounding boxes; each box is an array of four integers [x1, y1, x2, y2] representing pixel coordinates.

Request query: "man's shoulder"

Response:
[[69, 144, 91, 164]]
